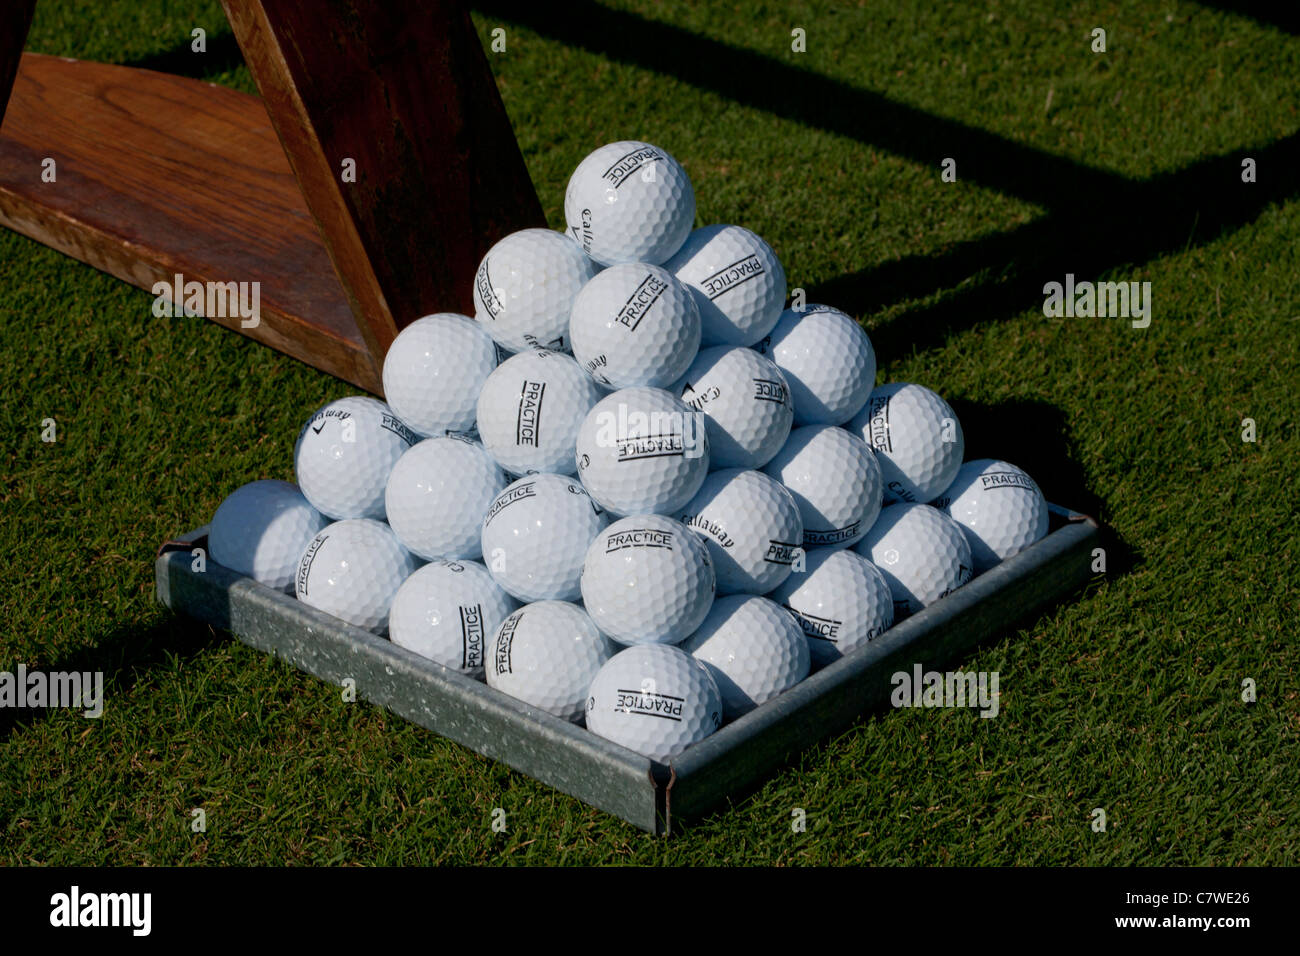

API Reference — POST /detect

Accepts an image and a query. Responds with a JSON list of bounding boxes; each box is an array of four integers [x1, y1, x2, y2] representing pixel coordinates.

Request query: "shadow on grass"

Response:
[[119, 28, 244, 79], [478, 0, 1300, 354], [1194, 1, 1300, 35], [0, 616, 225, 743]]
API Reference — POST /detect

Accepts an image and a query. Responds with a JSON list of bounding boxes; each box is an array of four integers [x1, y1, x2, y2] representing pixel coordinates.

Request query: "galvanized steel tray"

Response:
[[155, 504, 1099, 835]]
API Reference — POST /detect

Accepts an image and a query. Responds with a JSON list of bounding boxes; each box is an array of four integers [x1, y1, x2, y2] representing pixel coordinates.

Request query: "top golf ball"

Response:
[[564, 141, 695, 266]]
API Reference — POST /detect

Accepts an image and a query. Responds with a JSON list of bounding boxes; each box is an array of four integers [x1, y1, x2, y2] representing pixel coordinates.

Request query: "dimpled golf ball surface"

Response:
[[665, 225, 786, 347], [754, 305, 876, 426], [568, 262, 701, 389], [932, 459, 1049, 572], [209, 480, 329, 591], [671, 345, 793, 469], [850, 383, 964, 504], [295, 519, 419, 635], [384, 437, 506, 560], [574, 387, 710, 516], [472, 229, 598, 353], [581, 514, 715, 646], [480, 474, 609, 602], [857, 503, 973, 620], [388, 560, 518, 677], [763, 425, 882, 549], [486, 601, 615, 722], [294, 396, 419, 520], [681, 595, 809, 719], [677, 469, 802, 595], [564, 141, 695, 267], [768, 547, 894, 669], [381, 313, 498, 438], [476, 349, 602, 476], [585, 644, 722, 762]]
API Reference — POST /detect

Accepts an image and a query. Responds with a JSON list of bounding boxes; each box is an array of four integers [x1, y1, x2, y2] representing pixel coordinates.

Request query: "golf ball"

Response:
[[574, 386, 710, 516], [568, 262, 701, 389], [932, 459, 1049, 572], [849, 383, 964, 504], [388, 559, 519, 677], [670, 345, 793, 469], [208, 479, 329, 591], [681, 594, 810, 719], [384, 436, 506, 560], [472, 228, 598, 353], [676, 468, 803, 595], [476, 348, 603, 476], [754, 304, 876, 425], [767, 547, 894, 669], [381, 312, 498, 438], [295, 518, 419, 635], [763, 425, 882, 549], [486, 601, 616, 722], [584, 644, 723, 763], [294, 396, 419, 521], [480, 474, 609, 602], [665, 224, 786, 347], [856, 503, 973, 620], [580, 514, 715, 646], [564, 141, 695, 266]]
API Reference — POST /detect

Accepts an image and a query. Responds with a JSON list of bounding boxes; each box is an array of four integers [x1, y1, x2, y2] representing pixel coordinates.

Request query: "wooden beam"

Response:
[[221, 0, 547, 367]]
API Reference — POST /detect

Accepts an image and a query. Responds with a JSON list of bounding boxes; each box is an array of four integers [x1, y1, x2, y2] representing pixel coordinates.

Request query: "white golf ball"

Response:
[[384, 436, 506, 561], [670, 345, 793, 469], [767, 547, 894, 669], [208, 480, 329, 590], [388, 559, 519, 678], [568, 262, 701, 389], [931, 459, 1049, 572], [564, 141, 695, 266], [574, 386, 710, 516], [763, 425, 882, 549], [665, 225, 786, 347], [476, 348, 603, 477], [295, 519, 419, 635], [486, 601, 616, 722], [480, 474, 610, 602], [681, 594, 810, 719], [472, 228, 598, 353], [849, 383, 964, 504], [754, 304, 877, 425], [676, 468, 803, 595], [856, 503, 973, 620], [584, 644, 723, 763], [580, 514, 715, 646], [381, 312, 498, 437], [294, 396, 419, 521]]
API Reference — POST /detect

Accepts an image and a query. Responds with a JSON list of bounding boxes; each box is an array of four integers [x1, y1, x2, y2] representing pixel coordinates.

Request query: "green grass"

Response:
[[2, 0, 1297, 864]]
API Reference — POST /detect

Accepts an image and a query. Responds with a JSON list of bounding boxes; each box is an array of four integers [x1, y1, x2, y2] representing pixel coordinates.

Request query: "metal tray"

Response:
[[155, 504, 1099, 835]]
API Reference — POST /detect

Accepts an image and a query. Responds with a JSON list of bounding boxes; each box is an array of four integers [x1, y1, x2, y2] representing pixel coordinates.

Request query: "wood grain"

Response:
[[0, 53, 379, 391], [222, 0, 547, 367]]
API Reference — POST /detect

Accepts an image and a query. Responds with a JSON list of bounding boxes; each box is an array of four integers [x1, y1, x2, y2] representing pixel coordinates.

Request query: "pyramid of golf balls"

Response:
[[207, 141, 1050, 764]]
